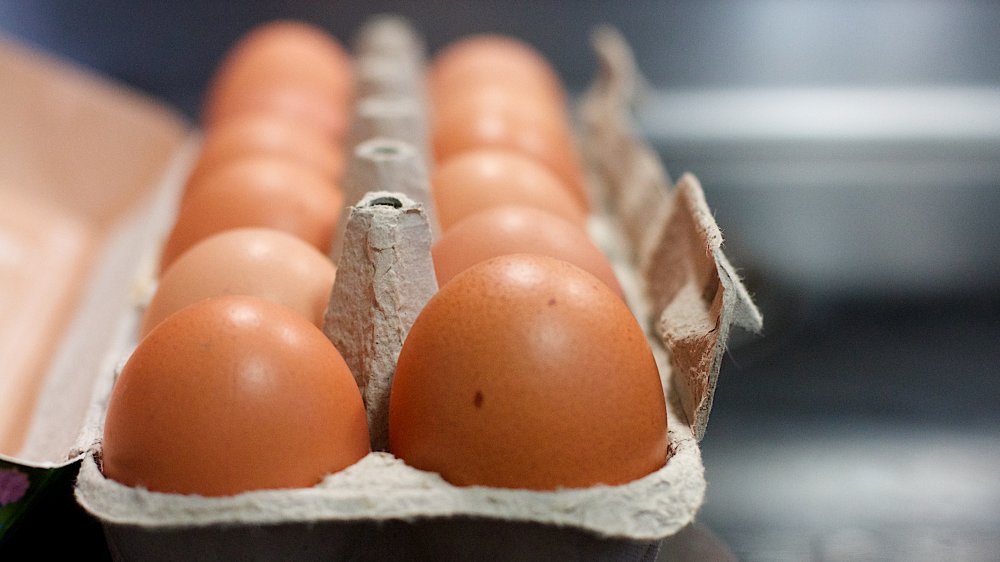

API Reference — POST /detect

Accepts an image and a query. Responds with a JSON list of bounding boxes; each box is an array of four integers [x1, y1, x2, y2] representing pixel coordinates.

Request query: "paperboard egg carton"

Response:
[[0, 15, 760, 562]]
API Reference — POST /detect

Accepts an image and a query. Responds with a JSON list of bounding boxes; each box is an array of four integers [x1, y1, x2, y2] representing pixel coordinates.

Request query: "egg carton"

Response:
[[71, 16, 762, 562]]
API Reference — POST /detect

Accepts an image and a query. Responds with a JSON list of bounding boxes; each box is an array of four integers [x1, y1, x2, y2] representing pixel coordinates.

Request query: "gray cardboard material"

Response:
[[324, 191, 438, 451], [349, 96, 428, 159], [580, 26, 763, 439], [351, 15, 432, 169], [329, 139, 437, 262], [352, 15, 427, 101], [653, 174, 764, 440], [77, 435, 702, 537]]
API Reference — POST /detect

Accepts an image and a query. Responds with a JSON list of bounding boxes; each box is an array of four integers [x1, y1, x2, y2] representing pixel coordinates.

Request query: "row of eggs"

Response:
[[101, 20, 668, 497]]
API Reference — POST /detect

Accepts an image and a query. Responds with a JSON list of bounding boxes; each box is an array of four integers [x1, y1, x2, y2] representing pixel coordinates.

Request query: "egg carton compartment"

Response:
[[72, 16, 761, 562]]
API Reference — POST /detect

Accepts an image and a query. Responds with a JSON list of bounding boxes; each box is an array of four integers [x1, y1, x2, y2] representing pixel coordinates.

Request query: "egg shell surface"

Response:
[[160, 156, 342, 273], [432, 205, 623, 298], [141, 227, 336, 337], [432, 148, 587, 231], [102, 295, 370, 497], [389, 254, 668, 490]]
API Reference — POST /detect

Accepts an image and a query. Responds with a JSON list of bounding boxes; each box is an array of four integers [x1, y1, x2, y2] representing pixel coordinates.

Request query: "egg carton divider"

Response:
[[579, 26, 763, 440], [324, 188, 437, 452]]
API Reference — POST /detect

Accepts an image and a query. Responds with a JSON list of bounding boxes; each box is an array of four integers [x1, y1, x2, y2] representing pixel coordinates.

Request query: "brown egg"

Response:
[[388, 254, 667, 490], [432, 148, 587, 231], [141, 228, 337, 337], [432, 96, 589, 209], [160, 157, 342, 274], [204, 82, 352, 143], [103, 295, 370, 496], [202, 20, 354, 135], [431, 84, 570, 138], [429, 34, 565, 107], [186, 114, 346, 187], [432, 206, 623, 298]]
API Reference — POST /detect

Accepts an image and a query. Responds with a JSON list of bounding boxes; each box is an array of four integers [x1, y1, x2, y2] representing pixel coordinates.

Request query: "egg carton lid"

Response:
[[0, 36, 192, 469]]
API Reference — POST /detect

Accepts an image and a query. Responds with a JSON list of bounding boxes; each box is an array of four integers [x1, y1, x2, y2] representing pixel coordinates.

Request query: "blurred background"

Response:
[[2, 1, 998, 560]]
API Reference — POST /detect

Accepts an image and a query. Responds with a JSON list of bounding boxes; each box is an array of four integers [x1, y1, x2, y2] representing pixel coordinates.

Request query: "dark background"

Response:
[[2, 1, 999, 560]]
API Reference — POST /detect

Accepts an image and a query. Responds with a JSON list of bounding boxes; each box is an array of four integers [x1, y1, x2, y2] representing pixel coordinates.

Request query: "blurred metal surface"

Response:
[[643, 86, 1000, 296], [700, 293, 1000, 561]]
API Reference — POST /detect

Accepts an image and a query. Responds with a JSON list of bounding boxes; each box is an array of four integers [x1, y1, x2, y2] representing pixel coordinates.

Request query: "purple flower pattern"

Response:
[[0, 468, 30, 506]]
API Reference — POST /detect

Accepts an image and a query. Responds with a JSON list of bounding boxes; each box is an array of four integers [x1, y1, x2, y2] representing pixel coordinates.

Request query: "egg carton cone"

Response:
[[329, 138, 439, 263], [74, 16, 761, 562], [350, 14, 432, 166], [324, 189, 438, 452], [352, 14, 428, 99]]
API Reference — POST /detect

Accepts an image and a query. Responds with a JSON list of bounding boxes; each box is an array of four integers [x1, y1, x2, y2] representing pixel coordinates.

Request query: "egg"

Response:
[[141, 228, 336, 337], [432, 97, 589, 210], [186, 113, 346, 187], [432, 148, 587, 231], [388, 254, 667, 490], [202, 20, 354, 137], [204, 82, 353, 143], [160, 156, 343, 273], [432, 205, 623, 298], [428, 34, 565, 107], [102, 295, 370, 496], [431, 84, 569, 139], [429, 71, 568, 143], [429, 33, 590, 209]]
